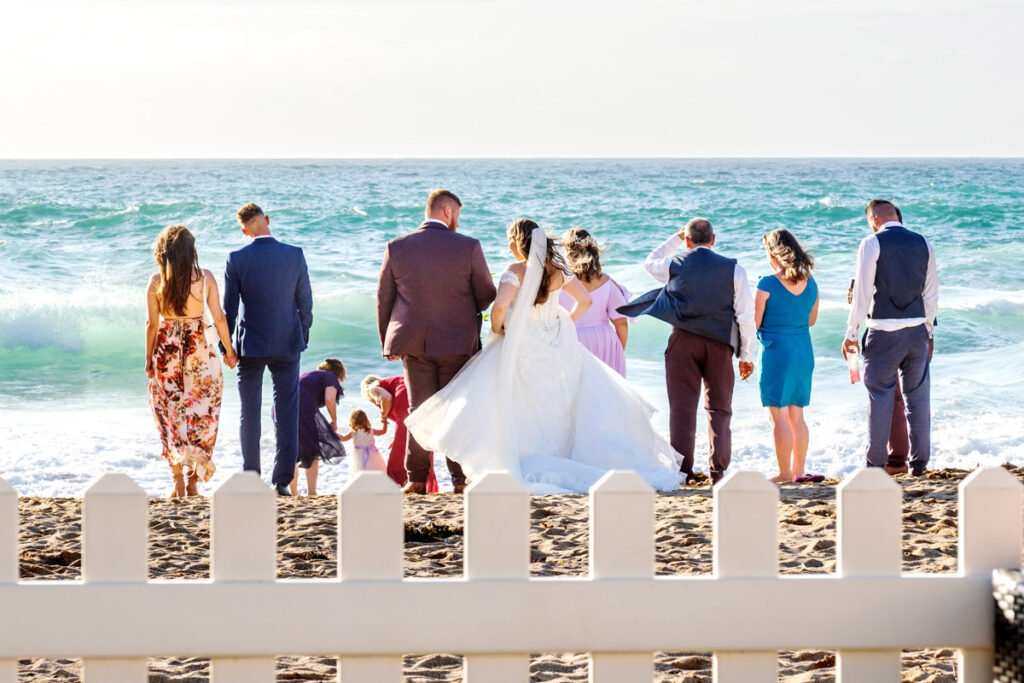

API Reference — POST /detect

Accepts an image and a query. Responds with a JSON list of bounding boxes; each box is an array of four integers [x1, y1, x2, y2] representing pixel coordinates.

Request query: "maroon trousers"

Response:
[[665, 329, 734, 482], [887, 384, 910, 468], [403, 354, 470, 486]]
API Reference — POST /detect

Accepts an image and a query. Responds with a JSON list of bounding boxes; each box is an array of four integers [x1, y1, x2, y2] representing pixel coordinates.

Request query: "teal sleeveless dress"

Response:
[[757, 275, 817, 408]]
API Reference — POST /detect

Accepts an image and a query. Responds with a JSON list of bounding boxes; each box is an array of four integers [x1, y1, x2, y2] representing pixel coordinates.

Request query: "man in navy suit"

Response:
[[223, 203, 314, 495]]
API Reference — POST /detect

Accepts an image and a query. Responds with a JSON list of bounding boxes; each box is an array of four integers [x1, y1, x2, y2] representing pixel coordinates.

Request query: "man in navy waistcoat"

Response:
[[620, 218, 756, 485], [844, 199, 938, 475]]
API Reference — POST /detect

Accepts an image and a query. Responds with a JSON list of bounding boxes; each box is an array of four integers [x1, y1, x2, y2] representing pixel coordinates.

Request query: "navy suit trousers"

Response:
[[237, 354, 301, 486], [862, 325, 931, 470]]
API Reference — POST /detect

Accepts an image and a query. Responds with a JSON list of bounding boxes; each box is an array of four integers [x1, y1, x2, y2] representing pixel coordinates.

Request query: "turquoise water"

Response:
[[1, 160, 1022, 495]]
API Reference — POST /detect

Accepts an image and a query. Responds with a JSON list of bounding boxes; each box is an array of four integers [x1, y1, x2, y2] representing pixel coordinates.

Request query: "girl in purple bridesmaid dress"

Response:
[[560, 228, 629, 377]]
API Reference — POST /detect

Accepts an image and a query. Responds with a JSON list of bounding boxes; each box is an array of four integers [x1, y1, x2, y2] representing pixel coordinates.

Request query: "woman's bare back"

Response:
[[153, 269, 209, 319]]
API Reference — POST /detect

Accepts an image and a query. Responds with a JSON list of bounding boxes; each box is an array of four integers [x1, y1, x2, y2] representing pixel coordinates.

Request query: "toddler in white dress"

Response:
[[340, 409, 388, 474]]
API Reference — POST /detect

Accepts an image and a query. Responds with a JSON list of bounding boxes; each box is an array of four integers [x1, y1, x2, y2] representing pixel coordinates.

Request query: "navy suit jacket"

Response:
[[223, 236, 313, 358]]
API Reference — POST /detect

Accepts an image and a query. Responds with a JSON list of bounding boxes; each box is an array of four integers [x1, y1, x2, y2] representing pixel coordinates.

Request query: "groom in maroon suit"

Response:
[[376, 189, 497, 494]]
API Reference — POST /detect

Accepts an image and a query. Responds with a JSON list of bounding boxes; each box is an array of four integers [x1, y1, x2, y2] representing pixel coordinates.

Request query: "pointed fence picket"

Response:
[[712, 471, 779, 683], [957, 467, 1023, 683], [209, 472, 277, 683], [463, 472, 532, 682], [81, 473, 148, 683], [336, 472, 403, 682], [588, 471, 656, 682], [0, 467, 1020, 682], [835, 467, 903, 681]]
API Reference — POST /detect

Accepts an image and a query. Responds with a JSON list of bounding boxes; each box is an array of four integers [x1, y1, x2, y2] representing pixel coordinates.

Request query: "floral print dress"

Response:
[[149, 281, 223, 482]]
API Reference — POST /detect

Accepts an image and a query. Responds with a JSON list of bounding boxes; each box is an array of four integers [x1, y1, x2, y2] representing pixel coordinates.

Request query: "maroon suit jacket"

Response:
[[377, 221, 497, 357]]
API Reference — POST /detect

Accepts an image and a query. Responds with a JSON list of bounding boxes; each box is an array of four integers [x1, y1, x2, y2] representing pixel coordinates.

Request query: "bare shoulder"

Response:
[[507, 262, 527, 276], [550, 268, 568, 289], [148, 272, 160, 290]]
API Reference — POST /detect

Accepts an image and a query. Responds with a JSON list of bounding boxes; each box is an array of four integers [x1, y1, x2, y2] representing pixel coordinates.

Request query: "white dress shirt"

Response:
[[846, 221, 938, 342], [643, 235, 756, 363]]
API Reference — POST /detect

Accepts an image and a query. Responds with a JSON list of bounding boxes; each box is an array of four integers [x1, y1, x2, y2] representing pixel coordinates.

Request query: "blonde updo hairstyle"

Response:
[[360, 375, 382, 403], [763, 229, 814, 283], [507, 218, 570, 305], [561, 227, 603, 283]]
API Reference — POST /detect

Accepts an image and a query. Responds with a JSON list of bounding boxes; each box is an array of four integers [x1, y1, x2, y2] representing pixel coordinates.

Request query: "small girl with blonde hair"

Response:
[[340, 409, 388, 474]]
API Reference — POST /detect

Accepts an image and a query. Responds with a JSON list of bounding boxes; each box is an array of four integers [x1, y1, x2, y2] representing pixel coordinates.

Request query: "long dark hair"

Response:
[[763, 229, 814, 283], [152, 224, 201, 317], [507, 218, 570, 305], [562, 227, 602, 282]]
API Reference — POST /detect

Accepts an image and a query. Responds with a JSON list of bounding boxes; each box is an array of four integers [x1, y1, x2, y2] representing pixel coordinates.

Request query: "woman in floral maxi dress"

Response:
[[146, 225, 237, 497]]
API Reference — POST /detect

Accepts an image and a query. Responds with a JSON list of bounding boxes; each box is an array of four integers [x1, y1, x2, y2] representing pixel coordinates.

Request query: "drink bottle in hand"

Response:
[[847, 351, 861, 384]]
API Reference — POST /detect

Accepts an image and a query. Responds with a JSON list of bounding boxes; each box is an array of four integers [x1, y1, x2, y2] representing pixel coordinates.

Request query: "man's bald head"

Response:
[[683, 217, 715, 246]]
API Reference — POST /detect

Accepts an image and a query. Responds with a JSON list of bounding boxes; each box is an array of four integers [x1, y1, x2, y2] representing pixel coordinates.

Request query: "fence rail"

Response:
[[0, 467, 1020, 683]]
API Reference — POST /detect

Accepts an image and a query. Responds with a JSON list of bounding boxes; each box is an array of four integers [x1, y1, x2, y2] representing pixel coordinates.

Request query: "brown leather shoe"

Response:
[[452, 482, 469, 494], [884, 464, 909, 475], [402, 481, 427, 495]]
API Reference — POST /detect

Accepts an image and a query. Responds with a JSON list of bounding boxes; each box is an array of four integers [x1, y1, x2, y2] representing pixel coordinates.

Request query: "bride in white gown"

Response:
[[405, 220, 683, 494]]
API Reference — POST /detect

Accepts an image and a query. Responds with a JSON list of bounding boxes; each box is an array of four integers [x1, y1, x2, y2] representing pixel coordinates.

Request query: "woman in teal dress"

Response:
[[755, 229, 820, 484]]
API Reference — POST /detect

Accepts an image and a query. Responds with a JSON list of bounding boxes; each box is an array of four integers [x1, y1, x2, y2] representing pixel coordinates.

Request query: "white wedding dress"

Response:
[[405, 228, 683, 494]]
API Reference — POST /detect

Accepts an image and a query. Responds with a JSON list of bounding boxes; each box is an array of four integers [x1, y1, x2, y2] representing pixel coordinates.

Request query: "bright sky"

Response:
[[1, 0, 1021, 158]]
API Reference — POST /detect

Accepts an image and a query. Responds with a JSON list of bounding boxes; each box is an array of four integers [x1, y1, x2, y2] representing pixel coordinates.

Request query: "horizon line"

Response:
[[2, 155, 1024, 162]]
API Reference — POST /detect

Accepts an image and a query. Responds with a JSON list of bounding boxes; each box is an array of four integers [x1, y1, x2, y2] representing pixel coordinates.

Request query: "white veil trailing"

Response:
[[498, 226, 547, 370], [492, 225, 548, 476]]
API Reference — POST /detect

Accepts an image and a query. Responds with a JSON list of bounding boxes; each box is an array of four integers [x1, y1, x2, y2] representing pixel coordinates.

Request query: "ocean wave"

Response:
[[816, 287, 1024, 313], [0, 286, 381, 362], [2, 279, 1021, 361], [938, 286, 1024, 311]]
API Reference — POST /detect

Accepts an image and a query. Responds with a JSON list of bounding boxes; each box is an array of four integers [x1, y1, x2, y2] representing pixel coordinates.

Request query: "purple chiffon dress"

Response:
[[560, 278, 628, 377]]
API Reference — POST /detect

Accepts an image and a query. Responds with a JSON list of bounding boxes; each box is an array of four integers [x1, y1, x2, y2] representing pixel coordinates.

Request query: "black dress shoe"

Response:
[[275, 484, 292, 496]]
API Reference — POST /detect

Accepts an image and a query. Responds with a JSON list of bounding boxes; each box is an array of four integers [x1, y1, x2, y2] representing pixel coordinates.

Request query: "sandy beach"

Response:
[[14, 466, 1022, 682]]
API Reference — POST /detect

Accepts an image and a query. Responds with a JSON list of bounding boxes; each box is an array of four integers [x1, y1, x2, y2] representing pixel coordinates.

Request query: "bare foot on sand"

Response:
[[185, 475, 199, 497], [170, 473, 186, 498]]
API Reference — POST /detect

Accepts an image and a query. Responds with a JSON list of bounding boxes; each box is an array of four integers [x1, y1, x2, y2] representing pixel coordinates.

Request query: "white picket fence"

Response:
[[0, 467, 1020, 683]]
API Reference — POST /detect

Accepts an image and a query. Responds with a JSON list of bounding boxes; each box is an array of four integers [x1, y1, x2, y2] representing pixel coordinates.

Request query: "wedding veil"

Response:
[[493, 225, 548, 475]]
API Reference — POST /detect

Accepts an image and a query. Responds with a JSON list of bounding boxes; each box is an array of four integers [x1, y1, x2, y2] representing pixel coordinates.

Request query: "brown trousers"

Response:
[[665, 329, 734, 482], [403, 354, 471, 485]]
